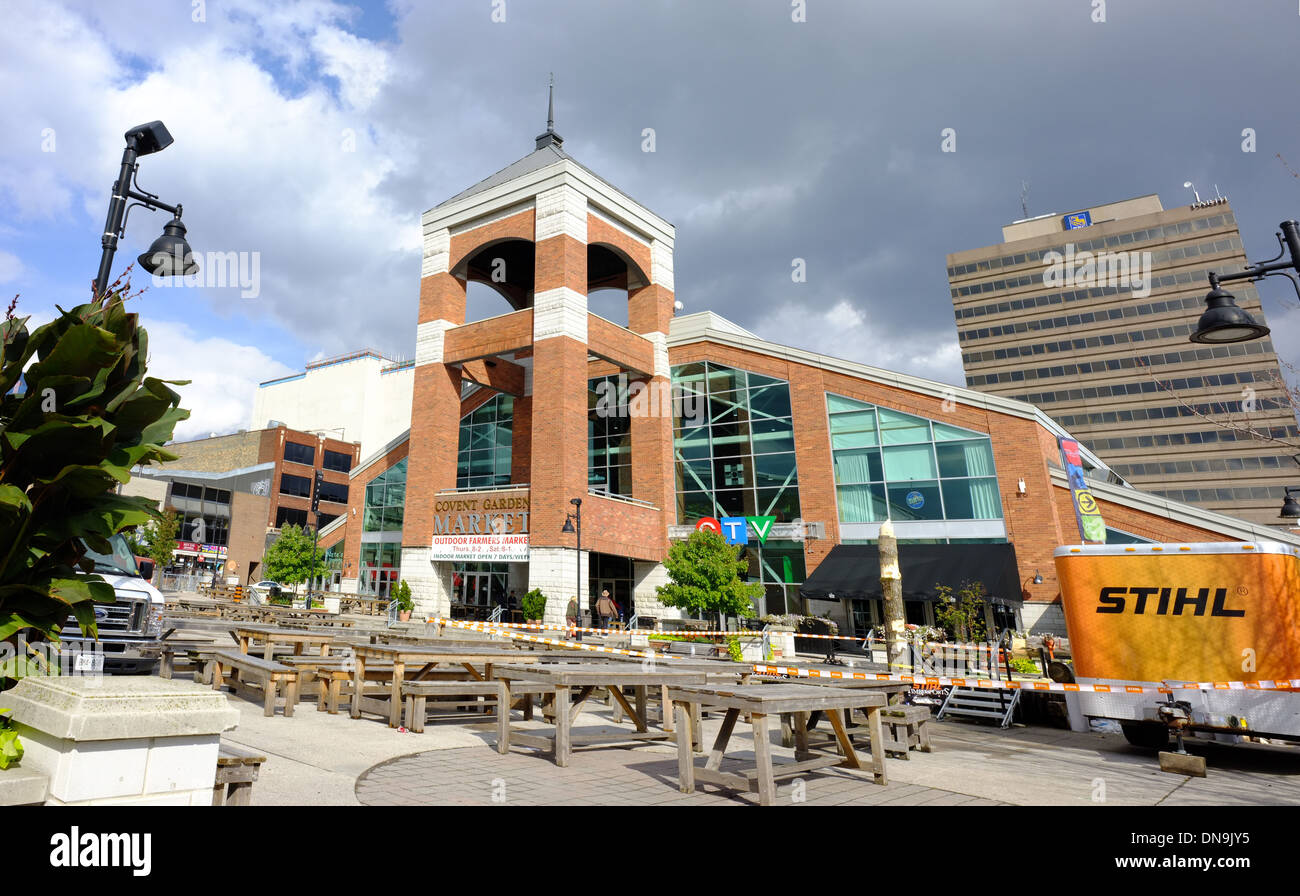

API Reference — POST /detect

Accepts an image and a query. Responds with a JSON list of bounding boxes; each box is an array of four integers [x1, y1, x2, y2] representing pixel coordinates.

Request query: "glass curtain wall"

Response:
[[828, 394, 1003, 524], [457, 394, 514, 488], [671, 361, 804, 615]]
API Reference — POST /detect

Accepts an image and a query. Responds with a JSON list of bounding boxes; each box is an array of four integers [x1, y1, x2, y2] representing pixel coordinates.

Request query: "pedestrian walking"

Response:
[[596, 588, 617, 629]]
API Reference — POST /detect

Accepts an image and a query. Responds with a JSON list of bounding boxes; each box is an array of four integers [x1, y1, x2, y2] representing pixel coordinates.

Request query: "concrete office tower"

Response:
[[948, 194, 1300, 528]]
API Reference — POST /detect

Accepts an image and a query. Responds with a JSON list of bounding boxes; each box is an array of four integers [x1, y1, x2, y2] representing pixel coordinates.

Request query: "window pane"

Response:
[[756, 487, 800, 520], [833, 448, 882, 484], [754, 452, 797, 488], [887, 481, 943, 520], [747, 384, 792, 419], [831, 429, 879, 450], [826, 394, 869, 413], [829, 410, 876, 435], [750, 418, 795, 453], [838, 484, 887, 523], [877, 409, 930, 444], [882, 444, 937, 481]]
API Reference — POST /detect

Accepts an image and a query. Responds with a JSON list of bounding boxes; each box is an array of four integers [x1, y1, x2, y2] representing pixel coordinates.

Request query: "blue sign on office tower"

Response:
[[1063, 211, 1092, 230]]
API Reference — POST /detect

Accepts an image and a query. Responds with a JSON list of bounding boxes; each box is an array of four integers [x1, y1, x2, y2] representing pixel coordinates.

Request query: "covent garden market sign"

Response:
[[429, 494, 530, 562]]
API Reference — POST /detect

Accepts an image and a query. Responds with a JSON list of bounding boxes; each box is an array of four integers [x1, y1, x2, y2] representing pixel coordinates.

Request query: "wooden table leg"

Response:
[[497, 679, 512, 755], [634, 685, 648, 731], [608, 686, 642, 731], [555, 685, 571, 767], [675, 701, 695, 793], [262, 640, 274, 661], [793, 710, 811, 761], [389, 659, 405, 727], [706, 708, 739, 771], [865, 705, 888, 785], [662, 684, 673, 732], [350, 654, 365, 719], [752, 712, 775, 806]]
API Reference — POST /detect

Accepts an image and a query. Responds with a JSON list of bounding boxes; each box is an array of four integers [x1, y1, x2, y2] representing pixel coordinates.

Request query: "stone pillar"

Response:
[[528, 546, 589, 626], [529, 186, 590, 623], [5, 676, 238, 806], [399, 545, 452, 620], [632, 560, 678, 621]]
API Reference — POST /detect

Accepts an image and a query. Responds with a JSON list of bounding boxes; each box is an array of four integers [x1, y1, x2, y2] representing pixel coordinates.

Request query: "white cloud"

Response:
[[756, 298, 965, 387], [0, 1, 417, 357], [143, 320, 296, 441], [0, 250, 22, 283]]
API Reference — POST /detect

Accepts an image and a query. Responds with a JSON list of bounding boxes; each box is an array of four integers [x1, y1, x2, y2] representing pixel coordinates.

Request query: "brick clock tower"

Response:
[[401, 94, 678, 623]]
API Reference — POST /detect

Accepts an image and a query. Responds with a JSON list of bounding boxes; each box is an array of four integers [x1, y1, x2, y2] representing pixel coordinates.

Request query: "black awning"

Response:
[[799, 543, 1023, 605]]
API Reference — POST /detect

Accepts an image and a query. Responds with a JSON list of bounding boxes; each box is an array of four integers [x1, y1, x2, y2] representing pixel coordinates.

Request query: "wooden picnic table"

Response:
[[492, 663, 709, 767], [750, 674, 911, 747], [349, 644, 563, 727], [231, 626, 336, 661], [666, 683, 889, 806]]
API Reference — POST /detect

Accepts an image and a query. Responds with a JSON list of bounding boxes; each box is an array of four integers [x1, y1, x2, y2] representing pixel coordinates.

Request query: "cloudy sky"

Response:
[[4, 0, 1300, 439]]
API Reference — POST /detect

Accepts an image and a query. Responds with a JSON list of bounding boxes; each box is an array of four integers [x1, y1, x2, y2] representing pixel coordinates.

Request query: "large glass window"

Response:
[[589, 375, 633, 497], [828, 395, 1003, 523], [457, 395, 513, 489], [279, 473, 311, 498], [284, 441, 315, 466], [359, 542, 400, 597], [323, 449, 353, 473], [671, 362, 803, 615], [363, 458, 406, 533]]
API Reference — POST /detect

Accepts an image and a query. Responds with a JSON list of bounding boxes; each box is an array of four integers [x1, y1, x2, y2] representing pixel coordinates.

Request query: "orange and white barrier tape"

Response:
[[432, 617, 667, 662], [440, 619, 768, 637], [750, 664, 1300, 694]]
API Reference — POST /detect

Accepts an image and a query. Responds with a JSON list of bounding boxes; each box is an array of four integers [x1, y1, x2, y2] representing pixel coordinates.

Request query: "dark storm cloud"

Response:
[[367, 0, 1300, 381]]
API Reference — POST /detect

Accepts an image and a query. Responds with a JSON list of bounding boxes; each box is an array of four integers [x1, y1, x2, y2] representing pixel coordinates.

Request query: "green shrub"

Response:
[[726, 635, 744, 663], [393, 580, 413, 613], [521, 588, 546, 621], [1009, 657, 1039, 676]]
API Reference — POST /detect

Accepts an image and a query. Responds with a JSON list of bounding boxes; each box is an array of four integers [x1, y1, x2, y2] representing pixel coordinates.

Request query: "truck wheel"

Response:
[[1121, 721, 1171, 750], [1047, 660, 1075, 683]]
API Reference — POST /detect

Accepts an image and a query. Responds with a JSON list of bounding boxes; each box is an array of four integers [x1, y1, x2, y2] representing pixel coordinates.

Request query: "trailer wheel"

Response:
[[1121, 721, 1171, 750]]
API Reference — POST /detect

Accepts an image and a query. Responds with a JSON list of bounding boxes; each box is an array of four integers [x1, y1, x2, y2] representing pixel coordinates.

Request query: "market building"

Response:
[[319, 119, 1300, 636]]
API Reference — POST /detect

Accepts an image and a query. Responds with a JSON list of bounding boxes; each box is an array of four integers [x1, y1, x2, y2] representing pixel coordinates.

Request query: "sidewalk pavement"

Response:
[[217, 692, 1300, 806]]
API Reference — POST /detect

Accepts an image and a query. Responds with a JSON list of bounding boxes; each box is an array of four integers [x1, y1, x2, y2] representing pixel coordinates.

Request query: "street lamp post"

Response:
[[561, 498, 582, 640], [94, 121, 198, 299], [1189, 220, 1300, 344]]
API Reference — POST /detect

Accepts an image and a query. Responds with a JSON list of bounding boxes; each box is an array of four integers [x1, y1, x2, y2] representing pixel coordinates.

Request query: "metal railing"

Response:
[[436, 483, 530, 494], [488, 606, 504, 624]]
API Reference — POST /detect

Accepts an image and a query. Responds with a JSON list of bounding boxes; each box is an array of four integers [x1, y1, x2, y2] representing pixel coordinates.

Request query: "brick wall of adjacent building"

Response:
[[228, 491, 271, 584], [165, 431, 262, 472]]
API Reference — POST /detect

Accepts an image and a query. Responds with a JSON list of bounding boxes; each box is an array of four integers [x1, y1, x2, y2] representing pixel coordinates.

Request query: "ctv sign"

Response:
[[695, 516, 776, 545]]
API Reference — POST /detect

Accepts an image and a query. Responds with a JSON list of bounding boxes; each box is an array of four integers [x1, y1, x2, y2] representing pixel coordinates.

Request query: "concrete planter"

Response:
[[6, 676, 238, 806]]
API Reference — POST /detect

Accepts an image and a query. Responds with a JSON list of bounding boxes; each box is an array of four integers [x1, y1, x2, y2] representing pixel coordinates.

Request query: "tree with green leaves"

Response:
[[261, 524, 328, 591], [128, 508, 180, 579], [933, 580, 989, 642], [656, 528, 764, 628], [0, 283, 189, 663]]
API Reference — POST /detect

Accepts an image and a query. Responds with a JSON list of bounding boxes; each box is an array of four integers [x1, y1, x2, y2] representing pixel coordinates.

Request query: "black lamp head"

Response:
[[561, 516, 575, 534], [1033, 571, 1044, 585], [124, 121, 174, 156], [1281, 488, 1300, 520], [1190, 283, 1270, 344], [138, 215, 199, 276]]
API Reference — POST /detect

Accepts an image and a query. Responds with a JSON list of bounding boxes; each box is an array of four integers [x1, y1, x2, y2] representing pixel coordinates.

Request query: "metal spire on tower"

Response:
[[536, 73, 563, 150]]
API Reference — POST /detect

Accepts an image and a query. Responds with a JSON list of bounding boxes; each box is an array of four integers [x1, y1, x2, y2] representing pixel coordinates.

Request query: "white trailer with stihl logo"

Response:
[[1054, 542, 1300, 749]]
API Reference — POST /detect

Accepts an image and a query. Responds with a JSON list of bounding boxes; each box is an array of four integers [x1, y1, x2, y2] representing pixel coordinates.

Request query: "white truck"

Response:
[[60, 534, 167, 675], [1054, 541, 1300, 749]]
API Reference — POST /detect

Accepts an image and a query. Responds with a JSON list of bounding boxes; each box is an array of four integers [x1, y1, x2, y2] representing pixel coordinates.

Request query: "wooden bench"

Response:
[[879, 705, 933, 758], [159, 639, 216, 680], [402, 680, 508, 733], [213, 744, 266, 805], [209, 650, 300, 717]]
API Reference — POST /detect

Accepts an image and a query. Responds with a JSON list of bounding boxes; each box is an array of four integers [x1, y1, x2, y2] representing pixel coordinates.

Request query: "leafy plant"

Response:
[[136, 508, 181, 575], [261, 524, 328, 589], [393, 580, 413, 613], [0, 708, 22, 770], [656, 529, 763, 628], [933, 580, 988, 642], [1009, 657, 1040, 676], [726, 635, 744, 663], [0, 284, 188, 665], [521, 588, 546, 621]]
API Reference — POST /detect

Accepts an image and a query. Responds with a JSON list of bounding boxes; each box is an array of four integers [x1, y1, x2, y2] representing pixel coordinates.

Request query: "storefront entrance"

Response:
[[590, 554, 634, 622], [452, 562, 509, 619]]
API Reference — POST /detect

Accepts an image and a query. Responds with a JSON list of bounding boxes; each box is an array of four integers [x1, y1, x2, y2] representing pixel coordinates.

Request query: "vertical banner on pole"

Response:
[[1059, 438, 1106, 544]]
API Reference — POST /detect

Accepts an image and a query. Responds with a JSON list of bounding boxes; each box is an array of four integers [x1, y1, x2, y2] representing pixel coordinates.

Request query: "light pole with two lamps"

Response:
[[93, 120, 198, 299]]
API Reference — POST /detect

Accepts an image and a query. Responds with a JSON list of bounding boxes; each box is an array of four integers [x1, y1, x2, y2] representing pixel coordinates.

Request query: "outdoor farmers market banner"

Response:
[[1059, 437, 1106, 544]]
